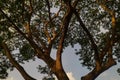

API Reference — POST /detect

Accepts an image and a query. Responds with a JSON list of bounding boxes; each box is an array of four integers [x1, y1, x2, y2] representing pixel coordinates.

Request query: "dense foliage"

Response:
[[0, 0, 120, 80]]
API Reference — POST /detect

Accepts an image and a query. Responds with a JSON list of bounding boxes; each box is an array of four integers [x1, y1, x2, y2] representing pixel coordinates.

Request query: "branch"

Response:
[[24, 22, 32, 38], [2, 42, 36, 80], [23, 0, 33, 38], [29, 0, 33, 14], [45, 0, 51, 21], [56, 0, 80, 58], [56, 2, 73, 68], [72, 0, 79, 8], [96, 0, 116, 37], [96, 0, 116, 62], [33, 33, 47, 50], [0, 7, 44, 58], [0, 7, 27, 40], [81, 58, 116, 80], [73, 8, 100, 66], [44, 26, 51, 44], [42, 6, 62, 53]]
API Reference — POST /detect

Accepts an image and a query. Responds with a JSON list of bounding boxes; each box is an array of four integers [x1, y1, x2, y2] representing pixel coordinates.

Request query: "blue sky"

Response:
[[1, 44, 120, 80]]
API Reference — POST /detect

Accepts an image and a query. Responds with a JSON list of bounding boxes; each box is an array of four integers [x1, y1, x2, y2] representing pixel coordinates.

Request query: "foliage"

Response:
[[37, 65, 55, 80], [0, 0, 120, 80], [75, 0, 120, 69], [117, 68, 120, 75], [0, 53, 13, 79], [19, 43, 35, 61]]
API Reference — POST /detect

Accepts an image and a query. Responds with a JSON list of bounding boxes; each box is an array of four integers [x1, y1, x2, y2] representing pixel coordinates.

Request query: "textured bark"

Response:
[[54, 68, 69, 80], [42, 55, 69, 80], [41, 2, 73, 80], [81, 59, 116, 80]]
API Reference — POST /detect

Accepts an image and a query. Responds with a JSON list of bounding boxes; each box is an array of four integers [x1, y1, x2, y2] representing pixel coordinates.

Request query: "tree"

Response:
[[0, 0, 120, 80]]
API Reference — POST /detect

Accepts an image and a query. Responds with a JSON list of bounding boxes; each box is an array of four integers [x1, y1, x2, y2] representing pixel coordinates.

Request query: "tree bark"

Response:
[[42, 54, 69, 80], [81, 69, 101, 80], [54, 68, 69, 80], [81, 59, 116, 80]]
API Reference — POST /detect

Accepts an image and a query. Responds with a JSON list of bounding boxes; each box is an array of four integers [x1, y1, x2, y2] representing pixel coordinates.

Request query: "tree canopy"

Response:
[[0, 0, 120, 80]]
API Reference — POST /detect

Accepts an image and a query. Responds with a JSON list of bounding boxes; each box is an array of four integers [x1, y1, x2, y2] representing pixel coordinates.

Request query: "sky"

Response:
[[1, 44, 120, 80], [1, 1, 119, 80]]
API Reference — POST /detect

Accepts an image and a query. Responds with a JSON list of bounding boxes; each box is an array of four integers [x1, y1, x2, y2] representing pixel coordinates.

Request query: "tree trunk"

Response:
[[43, 55, 69, 80], [54, 68, 69, 80]]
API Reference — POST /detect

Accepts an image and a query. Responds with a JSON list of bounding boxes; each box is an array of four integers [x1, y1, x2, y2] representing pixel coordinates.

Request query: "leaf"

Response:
[[19, 43, 35, 60], [0, 37, 3, 44]]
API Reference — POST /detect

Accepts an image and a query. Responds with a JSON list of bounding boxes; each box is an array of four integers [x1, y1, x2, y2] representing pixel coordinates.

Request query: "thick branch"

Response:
[[56, 2, 73, 66], [82, 1, 117, 80], [73, 9, 100, 66], [53, 3, 75, 80], [96, 0, 116, 63], [2, 42, 36, 80], [56, 0, 79, 64], [24, 22, 32, 38], [81, 59, 116, 80]]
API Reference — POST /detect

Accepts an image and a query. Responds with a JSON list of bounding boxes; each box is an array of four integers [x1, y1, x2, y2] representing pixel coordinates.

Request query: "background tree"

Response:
[[0, 0, 120, 80]]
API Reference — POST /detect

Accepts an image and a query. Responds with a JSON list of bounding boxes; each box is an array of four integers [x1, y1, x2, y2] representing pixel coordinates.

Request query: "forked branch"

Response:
[[73, 8, 100, 66], [0, 7, 44, 58]]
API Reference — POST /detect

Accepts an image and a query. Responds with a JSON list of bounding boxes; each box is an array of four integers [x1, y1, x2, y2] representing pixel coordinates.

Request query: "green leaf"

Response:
[[20, 44, 35, 60], [0, 37, 3, 44]]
